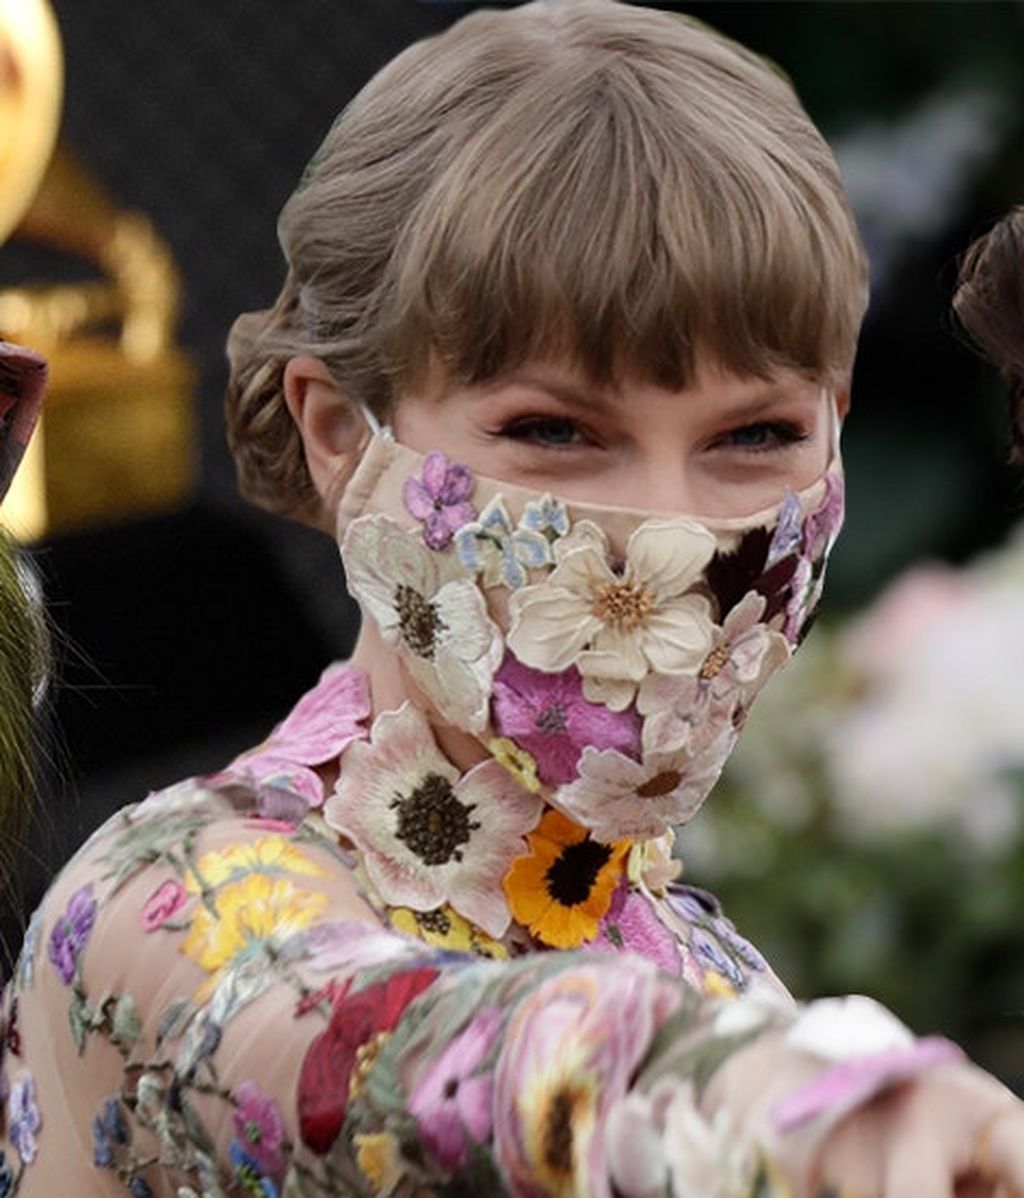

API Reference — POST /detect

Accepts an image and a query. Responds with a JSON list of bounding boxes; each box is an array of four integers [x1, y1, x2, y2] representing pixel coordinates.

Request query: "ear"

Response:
[[283, 355, 367, 510], [836, 388, 851, 422]]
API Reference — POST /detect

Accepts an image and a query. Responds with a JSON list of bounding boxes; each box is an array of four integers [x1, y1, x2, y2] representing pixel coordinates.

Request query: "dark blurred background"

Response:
[[3, 0, 1024, 1068]]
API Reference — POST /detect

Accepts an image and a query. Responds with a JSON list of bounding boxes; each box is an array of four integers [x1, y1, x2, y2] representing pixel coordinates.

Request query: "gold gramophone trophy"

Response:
[[0, 0, 195, 539]]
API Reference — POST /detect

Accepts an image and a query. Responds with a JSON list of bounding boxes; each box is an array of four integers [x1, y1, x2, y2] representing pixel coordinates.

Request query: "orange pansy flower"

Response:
[[503, 809, 629, 949]]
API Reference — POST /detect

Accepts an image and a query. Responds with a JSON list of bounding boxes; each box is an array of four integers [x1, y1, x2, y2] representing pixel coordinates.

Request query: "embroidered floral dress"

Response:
[[0, 660, 793, 1198]]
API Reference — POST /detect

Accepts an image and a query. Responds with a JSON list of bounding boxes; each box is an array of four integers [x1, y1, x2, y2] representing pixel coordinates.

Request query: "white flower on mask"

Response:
[[555, 733, 733, 843], [454, 496, 553, 589], [324, 703, 542, 938], [507, 518, 717, 711], [638, 591, 791, 756], [342, 514, 503, 733]]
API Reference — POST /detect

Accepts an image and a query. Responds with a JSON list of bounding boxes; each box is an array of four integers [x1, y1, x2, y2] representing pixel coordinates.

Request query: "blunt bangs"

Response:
[[387, 9, 867, 394]]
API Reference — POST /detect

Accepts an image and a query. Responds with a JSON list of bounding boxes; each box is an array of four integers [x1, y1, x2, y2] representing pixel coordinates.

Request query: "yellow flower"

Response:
[[703, 971, 736, 1000], [354, 1131, 403, 1194], [627, 834, 682, 894], [390, 905, 508, 959], [181, 874, 327, 998], [489, 737, 542, 793], [523, 1070, 599, 1198], [186, 835, 323, 893], [503, 809, 629, 949]]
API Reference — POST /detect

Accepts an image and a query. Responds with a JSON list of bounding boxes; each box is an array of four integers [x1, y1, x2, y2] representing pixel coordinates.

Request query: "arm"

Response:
[[4, 775, 1023, 1198]]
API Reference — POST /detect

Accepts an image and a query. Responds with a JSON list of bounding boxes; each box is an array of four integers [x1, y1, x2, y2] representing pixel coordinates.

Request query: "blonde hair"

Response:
[[226, 0, 868, 522]]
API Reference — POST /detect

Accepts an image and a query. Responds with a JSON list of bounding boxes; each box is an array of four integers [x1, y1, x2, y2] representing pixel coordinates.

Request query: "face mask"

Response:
[[336, 401, 843, 845]]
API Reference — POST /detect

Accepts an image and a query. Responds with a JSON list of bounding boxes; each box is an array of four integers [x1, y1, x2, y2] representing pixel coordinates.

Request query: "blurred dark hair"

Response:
[[953, 207, 1024, 462]]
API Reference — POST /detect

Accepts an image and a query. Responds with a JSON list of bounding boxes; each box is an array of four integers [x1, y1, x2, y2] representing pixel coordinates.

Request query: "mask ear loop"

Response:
[[825, 388, 842, 462], [358, 402, 393, 442]]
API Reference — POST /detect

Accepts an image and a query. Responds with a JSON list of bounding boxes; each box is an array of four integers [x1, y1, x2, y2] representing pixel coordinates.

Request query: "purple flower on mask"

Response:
[[803, 471, 845, 560], [48, 884, 97, 985], [491, 656, 642, 787], [767, 491, 803, 566], [402, 451, 476, 550], [410, 1006, 503, 1169]]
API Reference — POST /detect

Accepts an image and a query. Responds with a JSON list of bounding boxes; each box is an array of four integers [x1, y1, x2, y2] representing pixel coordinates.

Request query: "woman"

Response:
[[3, 5, 1023, 1195], [954, 206, 1024, 461]]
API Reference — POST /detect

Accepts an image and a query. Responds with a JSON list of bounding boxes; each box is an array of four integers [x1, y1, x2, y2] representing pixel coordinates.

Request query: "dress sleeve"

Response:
[[0, 776, 798, 1198]]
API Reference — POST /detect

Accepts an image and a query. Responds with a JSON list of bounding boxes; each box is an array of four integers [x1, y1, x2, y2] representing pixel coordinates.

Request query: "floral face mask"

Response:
[[336, 401, 844, 846]]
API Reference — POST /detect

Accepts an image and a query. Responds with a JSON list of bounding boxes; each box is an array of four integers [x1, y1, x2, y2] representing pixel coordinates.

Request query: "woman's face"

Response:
[[391, 356, 838, 520]]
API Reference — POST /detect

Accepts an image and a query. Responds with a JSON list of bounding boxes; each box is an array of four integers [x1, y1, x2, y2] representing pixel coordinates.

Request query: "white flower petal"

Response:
[[626, 520, 716, 600], [642, 596, 715, 674], [507, 587, 601, 672]]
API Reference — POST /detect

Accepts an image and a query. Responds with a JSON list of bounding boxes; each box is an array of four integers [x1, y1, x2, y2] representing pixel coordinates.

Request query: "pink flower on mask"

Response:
[[803, 471, 845, 560], [491, 656, 642, 787], [402, 450, 477, 550]]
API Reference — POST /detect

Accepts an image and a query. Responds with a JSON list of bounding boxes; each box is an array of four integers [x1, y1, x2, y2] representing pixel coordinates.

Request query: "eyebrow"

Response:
[[495, 372, 823, 422]]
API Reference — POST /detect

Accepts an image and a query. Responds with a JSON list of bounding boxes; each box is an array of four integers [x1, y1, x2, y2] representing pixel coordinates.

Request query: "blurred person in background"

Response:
[[955, 206, 1024, 462], [0, 343, 47, 952]]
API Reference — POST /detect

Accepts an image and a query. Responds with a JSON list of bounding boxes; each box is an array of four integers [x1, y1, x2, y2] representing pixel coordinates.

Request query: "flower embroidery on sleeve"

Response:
[[47, 884, 97, 985], [492, 963, 680, 1198], [232, 1080, 286, 1179], [91, 1095, 128, 1167], [7, 1071, 40, 1165], [140, 879, 189, 932], [297, 967, 439, 1155], [409, 1006, 504, 1170], [180, 873, 328, 1000]]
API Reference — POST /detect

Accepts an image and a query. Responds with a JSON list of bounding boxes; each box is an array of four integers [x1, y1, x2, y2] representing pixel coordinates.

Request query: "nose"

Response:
[[628, 456, 701, 516]]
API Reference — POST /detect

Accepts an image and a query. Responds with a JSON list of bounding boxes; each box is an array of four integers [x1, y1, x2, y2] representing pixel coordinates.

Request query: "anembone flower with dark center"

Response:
[[391, 773, 480, 866], [326, 703, 542, 939], [342, 515, 503, 734], [393, 584, 445, 660]]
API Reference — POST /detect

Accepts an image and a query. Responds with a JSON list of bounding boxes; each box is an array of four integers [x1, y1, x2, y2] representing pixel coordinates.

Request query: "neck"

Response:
[[350, 618, 491, 773]]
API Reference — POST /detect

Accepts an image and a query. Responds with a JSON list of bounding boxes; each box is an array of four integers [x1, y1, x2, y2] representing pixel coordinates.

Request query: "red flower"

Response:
[[294, 977, 348, 1018], [296, 967, 439, 1154]]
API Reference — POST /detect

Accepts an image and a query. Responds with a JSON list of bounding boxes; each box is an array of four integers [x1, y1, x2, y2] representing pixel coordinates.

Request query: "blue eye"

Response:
[[723, 421, 805, 452], [500, 417, 583, 447]]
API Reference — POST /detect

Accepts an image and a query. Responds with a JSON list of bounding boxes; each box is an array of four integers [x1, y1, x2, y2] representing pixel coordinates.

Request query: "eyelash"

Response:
[[494, 416, 809, 454]]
